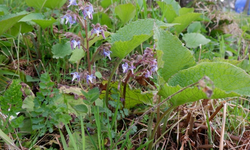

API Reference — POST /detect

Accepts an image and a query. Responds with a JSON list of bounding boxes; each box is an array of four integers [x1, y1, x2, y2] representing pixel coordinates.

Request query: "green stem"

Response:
[[104, 58, 122, 108], [84, 20, 91, 75], [148, 106, 175, 150]]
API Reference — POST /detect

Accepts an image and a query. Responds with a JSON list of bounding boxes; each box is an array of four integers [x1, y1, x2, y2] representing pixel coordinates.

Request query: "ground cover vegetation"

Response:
[[0, 0, 250, 149]]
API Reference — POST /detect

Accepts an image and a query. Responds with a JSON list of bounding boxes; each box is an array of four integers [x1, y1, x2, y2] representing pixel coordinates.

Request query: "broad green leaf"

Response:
[[157, 1, 177, 23], [93, 12, 112, 28], [73, 104, 88, 113], [85, 31, 110, 48], [110, 19, 175, 59], [7, 22, 33, 36], [187, 22, 201, 33], [115, 3, 136, 24], [172, 13, 201, 35], [183, 33, 210, 48], [44, 0, 67, 9], [0, 12, 28, 35], [159, 62, 250, 106], [69, 47, 85, 63], [20, 13, 44, 22], [101, 0, 119, 8], [52, 42, 72, 59], [99, 81, 153, 108], [25, 0, 46, 9], [154, 27, 195, 82], [32, 17, 56, 29], [161, 0, 180, 15], [25, 0, 66, 9], [159, 84, 239, 107], [125, 88, 153, 108], [179, 8, 194, 16]]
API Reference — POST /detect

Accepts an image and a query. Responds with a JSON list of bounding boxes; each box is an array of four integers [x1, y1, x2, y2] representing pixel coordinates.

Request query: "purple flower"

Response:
[[71, 72, 80, 81], [122, 62, 129, 73], [145, 70, 153, 78], [86, 74, 96, 84], [68, 0, 77, 7], [129, 63, 136, 74], [82, 3, 94, 20], [151, 64, 158, 72], [150, 59, 158, 72], [103, 49, 112, 60], [91, 24, 107, 39], [70, 39, 81, 49], [61, 13, 77, 28]]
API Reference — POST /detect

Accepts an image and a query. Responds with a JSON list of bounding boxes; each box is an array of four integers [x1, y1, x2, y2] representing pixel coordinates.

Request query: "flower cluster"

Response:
[[91, 23, 107, 39], [71, 71, 96, 84], [121, 47, 158, 78], [78, 2, 94, 20], [67, 0, 77, 7], [96, 43, 112, 60], [61, 10, 77, 28], [65, 32, 81, 49]]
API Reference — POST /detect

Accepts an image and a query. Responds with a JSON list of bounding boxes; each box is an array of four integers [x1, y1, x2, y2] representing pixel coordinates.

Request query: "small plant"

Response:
[[30, 73, 71, 136]]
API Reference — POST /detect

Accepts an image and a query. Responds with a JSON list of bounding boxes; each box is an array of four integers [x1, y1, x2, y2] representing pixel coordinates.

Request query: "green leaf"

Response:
[[101, 0, 119, 8], [157, 1, 177, 23], [25, 0, 46, 9], [154, 27, 195, 82], [0, 12, 28, 35], [93, 12, 112, 28], [82, 87, 100, 103], [125, 89, 153, 108], [22, 95, 34, 112], [32, 17, 56, 29], [95, 71, 102, 78], [85, 31, 110, 48], [115, 3, 136, 24], [20, 13, 44, 22], [25, 0, 66, 9], [183, 33, 211, 48], [52, 42, 72, 59], [159, 84, 239, 107], [110, 19, 174, 59], [187, 22, 201, 33], [161, 0, 180, 15], [179, 8, 194, 15], [73, 104, 88, 113], [159, 62, 250, 106], [44, 0, 67, 9], [69, 47, 85, 63], [7, 22, 33, 36], [172, 13, 201, 35]]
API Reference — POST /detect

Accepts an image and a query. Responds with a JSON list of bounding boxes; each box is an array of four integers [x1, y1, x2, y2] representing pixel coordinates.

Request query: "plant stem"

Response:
[[84, 20, 91, 74], [122, 70, 132, 108], [105, 58, 122, 108], [148, 106, 175, 150], [156, 95, 161, 138]]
